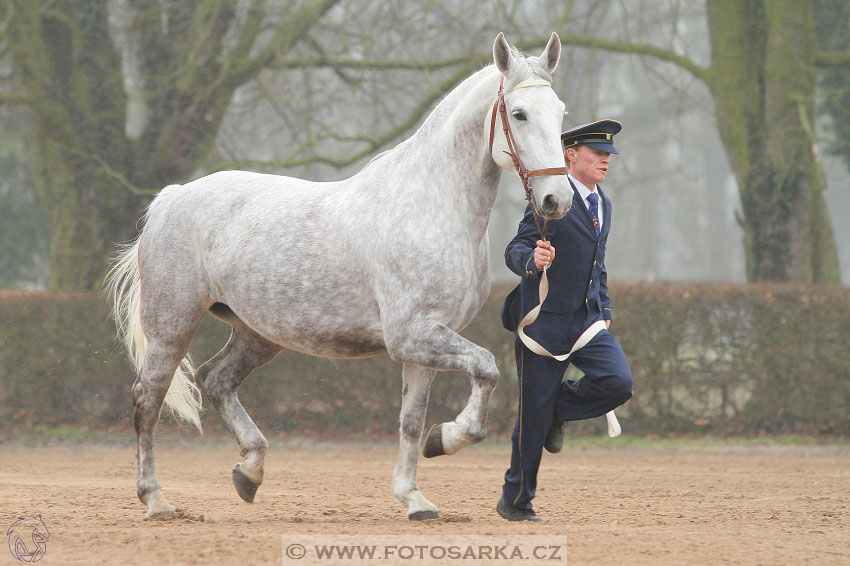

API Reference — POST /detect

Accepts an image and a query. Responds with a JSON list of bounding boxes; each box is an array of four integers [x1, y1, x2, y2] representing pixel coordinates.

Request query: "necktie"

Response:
[[587, 192, 600, 236]]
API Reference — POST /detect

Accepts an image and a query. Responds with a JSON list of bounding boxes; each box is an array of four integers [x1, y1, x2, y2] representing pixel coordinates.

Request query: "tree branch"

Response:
[[273, 53, 484, 72], [0, 90, 28, 105], [51, 139, 152, 196], [557, 34, 710, 82], [214, 61, 480, 172], [227, 0, 342, 87], [218, 28, 711, 173], [271, 33, 709, 84], [815, 49, 850, 68]]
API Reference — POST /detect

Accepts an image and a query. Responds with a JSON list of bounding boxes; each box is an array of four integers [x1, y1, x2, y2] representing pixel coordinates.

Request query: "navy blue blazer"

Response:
[[501, 181, 613, 353]]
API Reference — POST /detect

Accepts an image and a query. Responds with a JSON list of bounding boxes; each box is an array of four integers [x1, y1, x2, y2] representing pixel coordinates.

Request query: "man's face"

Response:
[[566, 145, 611, 186]]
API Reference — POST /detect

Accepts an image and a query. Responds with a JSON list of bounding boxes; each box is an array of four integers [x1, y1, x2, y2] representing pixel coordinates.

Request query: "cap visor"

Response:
[[583, 142, 618, 154]]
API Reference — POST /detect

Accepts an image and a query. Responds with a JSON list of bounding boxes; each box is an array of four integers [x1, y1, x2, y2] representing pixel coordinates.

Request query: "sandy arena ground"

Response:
[[1, 439, 848, 565]]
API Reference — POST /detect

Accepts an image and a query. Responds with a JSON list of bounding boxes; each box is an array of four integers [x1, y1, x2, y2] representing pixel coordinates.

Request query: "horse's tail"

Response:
[[104, 237, 203, 432]]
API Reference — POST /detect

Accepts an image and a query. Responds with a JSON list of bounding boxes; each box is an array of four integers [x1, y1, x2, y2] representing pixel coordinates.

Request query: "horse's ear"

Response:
[[539, 32, 561, 73], [493, 32, 512, 75]]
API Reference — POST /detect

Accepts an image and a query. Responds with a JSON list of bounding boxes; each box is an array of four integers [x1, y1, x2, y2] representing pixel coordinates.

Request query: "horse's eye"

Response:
[[512, 109, 527, 121]]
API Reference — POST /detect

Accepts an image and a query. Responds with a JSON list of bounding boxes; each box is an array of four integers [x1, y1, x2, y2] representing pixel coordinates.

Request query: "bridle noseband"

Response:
[[488, 76, 567, 239]]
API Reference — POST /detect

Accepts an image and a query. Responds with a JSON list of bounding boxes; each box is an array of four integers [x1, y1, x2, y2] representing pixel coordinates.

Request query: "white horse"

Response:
[[106, 32, 572, 521]]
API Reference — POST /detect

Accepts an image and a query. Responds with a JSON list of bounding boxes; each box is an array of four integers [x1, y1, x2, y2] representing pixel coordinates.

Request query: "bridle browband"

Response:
[[488, 76, 567, 239]]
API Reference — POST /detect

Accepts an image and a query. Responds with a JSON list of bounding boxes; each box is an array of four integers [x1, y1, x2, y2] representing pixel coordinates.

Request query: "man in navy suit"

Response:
[[497, 120, 633, 522]]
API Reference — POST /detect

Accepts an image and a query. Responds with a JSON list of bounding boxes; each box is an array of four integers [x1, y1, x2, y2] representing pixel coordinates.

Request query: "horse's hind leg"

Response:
[[195, 323, 281, 503], [134, 334, 198, 519], [392, 363, 438, 520]]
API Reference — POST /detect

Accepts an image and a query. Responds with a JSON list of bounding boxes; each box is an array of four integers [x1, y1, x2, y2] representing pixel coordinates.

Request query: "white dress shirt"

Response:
[[568, 173, 603, 231]]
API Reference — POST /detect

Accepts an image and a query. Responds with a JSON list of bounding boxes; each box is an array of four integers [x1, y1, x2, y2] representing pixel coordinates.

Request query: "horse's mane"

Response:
[[360, 47, 552, 172], [365, 149, 392, 167]]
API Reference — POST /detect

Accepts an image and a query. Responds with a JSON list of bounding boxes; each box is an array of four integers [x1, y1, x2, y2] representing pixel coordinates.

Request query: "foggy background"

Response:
[[0, 0, 847, 288], [1, 0, 848, 448]]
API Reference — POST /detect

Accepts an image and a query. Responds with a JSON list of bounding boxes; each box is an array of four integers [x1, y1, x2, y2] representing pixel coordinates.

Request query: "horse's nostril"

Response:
[[542, 194, 557, 214]]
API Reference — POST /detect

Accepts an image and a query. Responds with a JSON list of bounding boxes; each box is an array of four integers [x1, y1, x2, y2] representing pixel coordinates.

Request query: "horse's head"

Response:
[[490, 32, 571, 220]]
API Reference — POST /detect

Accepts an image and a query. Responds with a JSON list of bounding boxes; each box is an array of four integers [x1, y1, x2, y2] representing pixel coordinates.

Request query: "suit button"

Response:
[[593, 260, 597, 265], [585, 298, 588, 304], [589, 279, 593, 285]]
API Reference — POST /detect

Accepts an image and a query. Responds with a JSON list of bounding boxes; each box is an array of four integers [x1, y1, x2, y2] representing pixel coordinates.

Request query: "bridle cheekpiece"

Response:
[[488, 76, 567, 239]]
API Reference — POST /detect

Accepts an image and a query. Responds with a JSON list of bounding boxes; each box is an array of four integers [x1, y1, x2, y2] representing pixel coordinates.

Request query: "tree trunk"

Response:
[[33, 135, 142, 290], [707, 0, 840, 283], [4, 1, 142, 289], [2, 0, 340, 289]]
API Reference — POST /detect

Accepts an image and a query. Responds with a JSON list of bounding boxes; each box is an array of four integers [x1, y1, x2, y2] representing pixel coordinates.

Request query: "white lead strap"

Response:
[[516, 264, 622, 437]]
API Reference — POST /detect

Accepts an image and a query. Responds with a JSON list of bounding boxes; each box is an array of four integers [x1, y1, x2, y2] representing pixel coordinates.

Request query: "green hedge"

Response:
[[1, 283, 848, 438]]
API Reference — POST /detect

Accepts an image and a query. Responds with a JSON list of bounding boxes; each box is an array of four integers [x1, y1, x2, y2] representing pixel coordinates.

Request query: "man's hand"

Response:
[[605, 320, 611, 329], [534, 240, 555, 270]]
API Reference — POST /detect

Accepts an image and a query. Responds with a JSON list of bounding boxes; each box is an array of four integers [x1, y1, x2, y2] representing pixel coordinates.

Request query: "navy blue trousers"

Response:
[[501, 330, 633, 510]]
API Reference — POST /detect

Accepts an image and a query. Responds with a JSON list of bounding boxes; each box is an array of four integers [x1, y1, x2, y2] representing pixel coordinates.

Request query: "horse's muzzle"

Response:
[[541, 193, 571, 219]]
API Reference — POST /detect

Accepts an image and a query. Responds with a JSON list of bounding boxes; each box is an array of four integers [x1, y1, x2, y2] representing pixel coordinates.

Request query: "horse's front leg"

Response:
[[392, 363, 438, 520], [385, 321, 500, 459]]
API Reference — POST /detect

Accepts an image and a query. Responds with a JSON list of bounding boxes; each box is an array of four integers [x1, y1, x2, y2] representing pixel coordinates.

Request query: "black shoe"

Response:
[[496, 496, 542, 522], [544, 414, 566, 454]]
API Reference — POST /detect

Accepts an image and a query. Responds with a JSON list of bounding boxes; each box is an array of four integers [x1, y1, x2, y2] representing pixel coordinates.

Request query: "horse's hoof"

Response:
[[144, 508, 176, 521], [408, 510, 439, 521], [233, 466, 260, 503], [422, 423, 445, 458]]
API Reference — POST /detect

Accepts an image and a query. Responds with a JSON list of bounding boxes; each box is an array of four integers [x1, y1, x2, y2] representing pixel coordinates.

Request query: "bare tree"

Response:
[[0, 0, 576, 289], [0, 0, 342, 289], [0, 0, 846, 288], [548, 0, 847, 283], [193, 0, 850, 285]]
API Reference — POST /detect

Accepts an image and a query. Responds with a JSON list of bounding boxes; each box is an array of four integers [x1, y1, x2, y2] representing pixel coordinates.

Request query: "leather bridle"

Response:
[[488, 76, 567, 239]]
